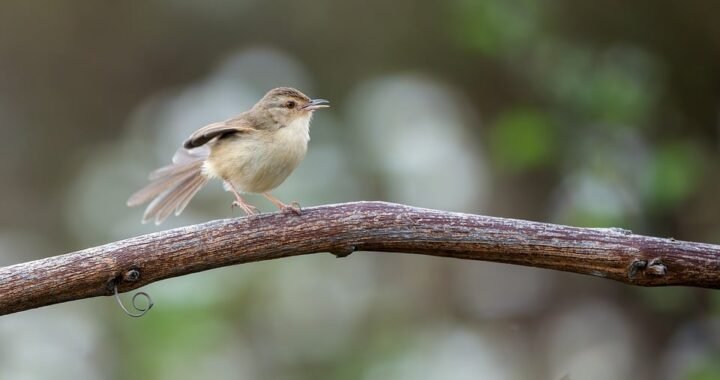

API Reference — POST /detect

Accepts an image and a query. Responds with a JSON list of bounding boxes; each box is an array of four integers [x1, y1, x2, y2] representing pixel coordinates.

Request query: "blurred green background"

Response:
[[1, 1, 719, 379]]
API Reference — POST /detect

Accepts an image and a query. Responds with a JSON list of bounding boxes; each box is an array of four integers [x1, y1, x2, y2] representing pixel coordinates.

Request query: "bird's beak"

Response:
[[302, 98, 330, 111]]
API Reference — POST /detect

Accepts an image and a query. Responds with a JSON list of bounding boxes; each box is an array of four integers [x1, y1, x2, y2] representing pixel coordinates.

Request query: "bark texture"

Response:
[[1, 201, 719, 316]]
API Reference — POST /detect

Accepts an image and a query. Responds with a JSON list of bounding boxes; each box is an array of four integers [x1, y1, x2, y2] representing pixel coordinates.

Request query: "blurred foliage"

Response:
[[450, 0, 541, 55], [687, 360, 720, 380], [490, 108, 558, 172], [647, 141, 704, 208], [0, 0, 719, 379]]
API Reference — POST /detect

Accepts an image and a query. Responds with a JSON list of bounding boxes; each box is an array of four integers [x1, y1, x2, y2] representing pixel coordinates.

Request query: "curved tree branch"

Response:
[[1, 201, 719, 316]]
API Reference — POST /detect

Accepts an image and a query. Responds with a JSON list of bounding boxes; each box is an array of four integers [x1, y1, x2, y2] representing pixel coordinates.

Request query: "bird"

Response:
[[127, 87, 330, 224]]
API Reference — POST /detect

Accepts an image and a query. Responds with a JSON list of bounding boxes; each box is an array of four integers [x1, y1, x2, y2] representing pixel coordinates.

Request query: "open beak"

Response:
[[302, 98, 330, 111]]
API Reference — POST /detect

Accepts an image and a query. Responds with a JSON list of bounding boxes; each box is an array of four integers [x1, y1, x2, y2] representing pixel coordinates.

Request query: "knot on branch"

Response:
[[627, 258, 667, 279], [108, 267, 154, 318], [105, 267, 143, 294], [646, 258, 667, 276], [124, 269, 141, 282], [330, 245, 356, 258]]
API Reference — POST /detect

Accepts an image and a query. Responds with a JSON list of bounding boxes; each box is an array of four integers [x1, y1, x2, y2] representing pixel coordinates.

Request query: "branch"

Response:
[[1, 201, 719, 316]]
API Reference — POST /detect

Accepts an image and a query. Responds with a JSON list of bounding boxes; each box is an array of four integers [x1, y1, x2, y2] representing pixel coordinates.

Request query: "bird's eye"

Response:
[[285, 101, 296, 109]]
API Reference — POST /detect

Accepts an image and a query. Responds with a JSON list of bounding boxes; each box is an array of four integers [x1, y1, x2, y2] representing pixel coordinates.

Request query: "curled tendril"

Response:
[[114, 283, 154, 318]]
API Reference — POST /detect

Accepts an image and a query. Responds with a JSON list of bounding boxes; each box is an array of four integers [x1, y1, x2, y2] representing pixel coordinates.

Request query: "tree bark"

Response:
[[1, 201, 718, 316]]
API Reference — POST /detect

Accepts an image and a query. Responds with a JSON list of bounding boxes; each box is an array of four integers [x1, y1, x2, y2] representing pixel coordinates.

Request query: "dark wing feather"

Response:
[[183, 117, 256, 149]]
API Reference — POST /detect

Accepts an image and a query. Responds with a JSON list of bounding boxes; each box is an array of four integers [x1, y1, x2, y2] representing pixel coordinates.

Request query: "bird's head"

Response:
[[254, 87, 330, 127]]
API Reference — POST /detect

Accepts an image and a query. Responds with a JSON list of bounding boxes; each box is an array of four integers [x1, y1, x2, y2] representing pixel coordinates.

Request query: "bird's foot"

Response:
[[281, 201, 302, 216], [231, 200, 259, 216], [262, 192, 301, 215]]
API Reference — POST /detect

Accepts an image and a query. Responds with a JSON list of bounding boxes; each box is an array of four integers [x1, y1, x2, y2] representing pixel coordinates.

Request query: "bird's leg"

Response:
[[225, 181, 258, 216], [233, 197, 259, 216], [262, 192, 301, 215]]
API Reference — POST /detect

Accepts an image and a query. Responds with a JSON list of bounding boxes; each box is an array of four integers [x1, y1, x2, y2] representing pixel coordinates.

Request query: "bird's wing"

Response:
[[183, 117, 257, 149]]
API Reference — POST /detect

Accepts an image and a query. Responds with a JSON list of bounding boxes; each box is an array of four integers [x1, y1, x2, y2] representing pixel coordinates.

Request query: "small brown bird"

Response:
[[128, 87, 329, 224]]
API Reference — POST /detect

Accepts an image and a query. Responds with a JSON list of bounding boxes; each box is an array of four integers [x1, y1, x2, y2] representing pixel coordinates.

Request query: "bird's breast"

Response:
[[204, 116, 311, 193]]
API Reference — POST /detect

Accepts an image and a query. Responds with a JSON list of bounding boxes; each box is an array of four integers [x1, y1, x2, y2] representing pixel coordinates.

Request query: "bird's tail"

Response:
[[127, 148, 209, 225]]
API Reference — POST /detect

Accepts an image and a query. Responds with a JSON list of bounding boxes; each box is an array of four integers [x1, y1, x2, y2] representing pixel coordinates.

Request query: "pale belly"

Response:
[[203, 126, 309, 193]]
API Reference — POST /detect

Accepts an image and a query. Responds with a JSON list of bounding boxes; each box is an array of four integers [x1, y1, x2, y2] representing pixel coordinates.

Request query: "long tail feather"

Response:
[[128, 152, 208, 224], [145, 173, 208, 224], [127, 167, 196, 207], [173, 174, 208, 216]]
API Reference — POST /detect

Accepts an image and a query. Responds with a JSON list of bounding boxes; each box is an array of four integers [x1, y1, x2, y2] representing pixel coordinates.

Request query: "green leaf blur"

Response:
[[490, 108, 557, 172]]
